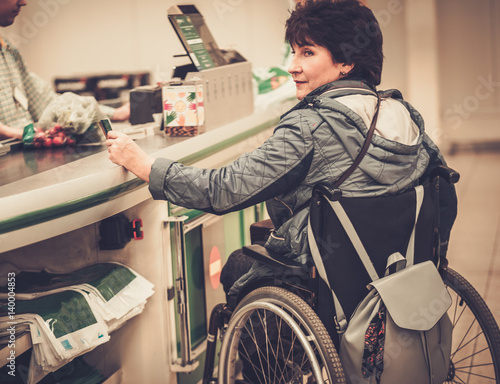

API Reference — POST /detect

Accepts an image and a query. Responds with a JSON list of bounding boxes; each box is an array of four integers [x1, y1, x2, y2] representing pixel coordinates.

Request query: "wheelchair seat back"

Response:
[[309, 181, 439, 332]]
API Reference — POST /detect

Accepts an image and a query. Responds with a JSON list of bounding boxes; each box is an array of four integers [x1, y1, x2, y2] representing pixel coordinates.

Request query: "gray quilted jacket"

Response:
[[149, 79, 448, 294]]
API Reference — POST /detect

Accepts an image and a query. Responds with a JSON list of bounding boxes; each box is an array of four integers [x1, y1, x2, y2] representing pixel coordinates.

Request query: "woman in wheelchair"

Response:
[[107, 0, 456, 299], [104, 1, 500, 383]]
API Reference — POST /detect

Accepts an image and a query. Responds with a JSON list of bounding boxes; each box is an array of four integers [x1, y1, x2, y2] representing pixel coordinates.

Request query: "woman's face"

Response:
[[288, 43, 350, 100]]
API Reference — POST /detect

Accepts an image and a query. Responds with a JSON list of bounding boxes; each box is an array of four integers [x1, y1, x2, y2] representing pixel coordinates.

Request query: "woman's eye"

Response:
[[304, 50, 313, 56]]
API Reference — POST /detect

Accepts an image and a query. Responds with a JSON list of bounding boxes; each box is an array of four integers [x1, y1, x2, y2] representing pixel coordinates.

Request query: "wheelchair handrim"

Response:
[[218, 300, 325, 384]]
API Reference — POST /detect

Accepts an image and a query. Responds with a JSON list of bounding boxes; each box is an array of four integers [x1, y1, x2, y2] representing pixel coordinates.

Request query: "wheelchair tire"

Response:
[[443, 267, 500, 383], [218, 286, 345, 383]]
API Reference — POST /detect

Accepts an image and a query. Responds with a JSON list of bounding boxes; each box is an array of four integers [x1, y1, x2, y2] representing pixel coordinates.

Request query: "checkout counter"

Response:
[[0, 5, 298, 382], [0, 44, 296, 384]]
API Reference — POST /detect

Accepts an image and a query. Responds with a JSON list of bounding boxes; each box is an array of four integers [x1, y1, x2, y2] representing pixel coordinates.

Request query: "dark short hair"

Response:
[[285, 0, 384, 86]]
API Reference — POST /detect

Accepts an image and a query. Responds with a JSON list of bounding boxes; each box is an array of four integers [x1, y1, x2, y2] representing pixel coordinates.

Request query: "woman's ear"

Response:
[[340, 63, 355, 76]]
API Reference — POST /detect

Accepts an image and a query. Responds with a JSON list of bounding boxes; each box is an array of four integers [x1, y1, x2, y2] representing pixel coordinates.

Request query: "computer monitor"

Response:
[[168, 5, 228, 71]]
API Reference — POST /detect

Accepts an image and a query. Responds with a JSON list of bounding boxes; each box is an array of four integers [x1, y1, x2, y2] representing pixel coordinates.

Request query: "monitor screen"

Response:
[[168, 5, 228, 71]]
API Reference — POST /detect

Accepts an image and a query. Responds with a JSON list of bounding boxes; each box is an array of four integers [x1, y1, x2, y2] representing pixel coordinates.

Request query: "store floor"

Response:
[[445, 148, 500, 325]]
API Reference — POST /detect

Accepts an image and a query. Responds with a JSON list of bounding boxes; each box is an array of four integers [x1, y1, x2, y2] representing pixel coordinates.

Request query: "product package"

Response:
[[0, 263, 155, 383], [162, 78, 205, 136]]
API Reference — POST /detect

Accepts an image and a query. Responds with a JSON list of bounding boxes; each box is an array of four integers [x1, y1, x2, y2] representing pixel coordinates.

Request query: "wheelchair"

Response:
[[202, 166, 500, 384]]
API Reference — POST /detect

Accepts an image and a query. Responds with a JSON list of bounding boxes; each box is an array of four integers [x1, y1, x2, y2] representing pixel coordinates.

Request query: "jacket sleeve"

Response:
[[148, 114, 315, 215]]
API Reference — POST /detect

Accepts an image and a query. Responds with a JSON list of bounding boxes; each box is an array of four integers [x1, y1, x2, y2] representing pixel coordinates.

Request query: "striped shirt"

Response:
[[0, 35, 114, 130], [0, 35, 56, 129]]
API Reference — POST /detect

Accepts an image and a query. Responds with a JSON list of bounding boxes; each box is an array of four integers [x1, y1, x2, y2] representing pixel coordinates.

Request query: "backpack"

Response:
[[308, 183, 453, 384]]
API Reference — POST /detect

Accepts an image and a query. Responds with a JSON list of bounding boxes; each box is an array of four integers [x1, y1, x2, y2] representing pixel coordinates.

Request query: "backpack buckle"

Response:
[[334, 316, 348, 334]]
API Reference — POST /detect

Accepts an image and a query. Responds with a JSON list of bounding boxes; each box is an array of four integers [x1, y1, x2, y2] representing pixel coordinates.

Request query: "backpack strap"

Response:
[[328, 199, 380, 281], [405, 184, 424, 267], [325, 185, 425, 278], [333, 93, 381, 188], [307, 215, 349, 333]]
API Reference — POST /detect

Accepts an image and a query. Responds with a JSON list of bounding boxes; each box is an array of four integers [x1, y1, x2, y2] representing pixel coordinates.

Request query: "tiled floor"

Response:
[[445, 150, 500, 326], [441, 149, 500, 382]]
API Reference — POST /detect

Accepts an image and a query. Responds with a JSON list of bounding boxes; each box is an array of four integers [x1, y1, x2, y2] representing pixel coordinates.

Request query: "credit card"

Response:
[[99, 118, 113, 136]]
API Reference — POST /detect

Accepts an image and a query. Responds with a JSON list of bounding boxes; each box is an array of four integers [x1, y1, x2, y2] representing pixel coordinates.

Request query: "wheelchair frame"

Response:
[[202, 166, 500, 384]]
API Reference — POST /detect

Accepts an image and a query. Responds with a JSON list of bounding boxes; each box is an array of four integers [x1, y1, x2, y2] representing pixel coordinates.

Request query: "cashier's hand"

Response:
[[106, 131, 154, 183], [111, 102, 130, 121], [0, 123, 23, 140]]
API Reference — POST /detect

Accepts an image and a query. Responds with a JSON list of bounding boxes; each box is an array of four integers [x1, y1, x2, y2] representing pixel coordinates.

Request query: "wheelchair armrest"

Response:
[[242, 244, 304, 272], [430, 165, 460, 184]]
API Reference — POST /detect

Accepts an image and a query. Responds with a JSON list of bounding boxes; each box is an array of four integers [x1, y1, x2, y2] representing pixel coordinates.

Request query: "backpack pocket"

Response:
[[339, 260, 452, 384]]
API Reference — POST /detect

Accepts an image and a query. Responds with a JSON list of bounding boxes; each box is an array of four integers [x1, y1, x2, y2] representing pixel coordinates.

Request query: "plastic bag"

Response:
[[22, 93, 106, 148], [37, 92, 105, 135]]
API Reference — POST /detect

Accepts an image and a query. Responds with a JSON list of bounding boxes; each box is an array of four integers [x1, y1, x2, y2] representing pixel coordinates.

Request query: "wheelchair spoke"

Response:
[[447, 373, 467, 384], [451, 316, 478, 358], [246, 310, 316, 384], [240, 352, 266, 384], [451, 328, 483, 360], [273, 312, 308, 384], [242, 310, 270, 384], [272, 313, 286, 383], [261, 309, 272, 382], [453, 368, 496, 381], [443, 268, 500, 384], [270, 314, 279, 383], [455, 362, 495, 370], [450, 293, 468, 329], [453, 346, 491, 366], [450, 292, 460, 327], [240, 307, 310, 384], [257, 309, 277, 384]]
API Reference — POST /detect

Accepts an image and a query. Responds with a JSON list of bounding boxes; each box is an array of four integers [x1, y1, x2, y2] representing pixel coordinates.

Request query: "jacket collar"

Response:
[[282, 79, 377, 119], [304, 80, 377, 103]]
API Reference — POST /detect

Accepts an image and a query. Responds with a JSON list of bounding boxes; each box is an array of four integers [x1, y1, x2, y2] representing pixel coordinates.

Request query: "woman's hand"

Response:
[[106, 131, 154, 182]]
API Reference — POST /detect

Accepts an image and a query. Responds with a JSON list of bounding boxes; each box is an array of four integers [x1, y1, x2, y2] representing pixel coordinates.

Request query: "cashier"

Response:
[[0, 0, 130, 140]]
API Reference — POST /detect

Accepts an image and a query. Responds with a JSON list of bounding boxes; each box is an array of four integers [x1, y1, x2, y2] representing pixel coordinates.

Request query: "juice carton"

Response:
[[162, 79, 204, 136]]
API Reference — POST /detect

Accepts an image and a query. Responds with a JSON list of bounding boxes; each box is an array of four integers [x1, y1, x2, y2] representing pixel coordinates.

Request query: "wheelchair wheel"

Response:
[[218, 286, 345, 383], [443, 268, 500, 383]]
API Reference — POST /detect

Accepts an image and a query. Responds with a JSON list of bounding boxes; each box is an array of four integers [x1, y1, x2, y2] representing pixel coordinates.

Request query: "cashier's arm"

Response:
[[106, 131, 155, 183], [0, 123, 23, 140]]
